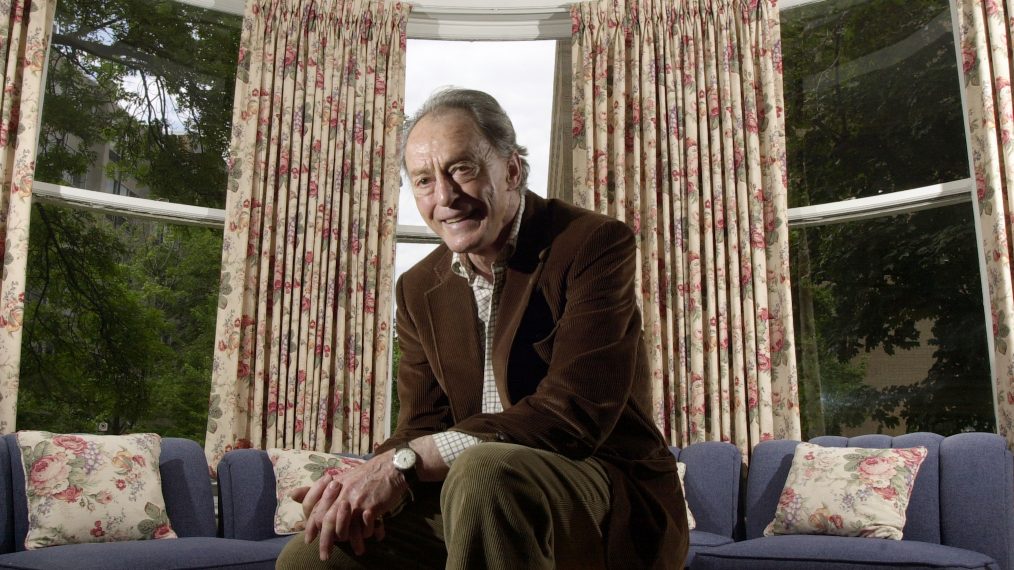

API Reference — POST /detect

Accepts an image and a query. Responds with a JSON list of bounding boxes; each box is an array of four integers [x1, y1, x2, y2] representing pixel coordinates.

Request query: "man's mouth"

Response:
[[444, 212, 477, 224]]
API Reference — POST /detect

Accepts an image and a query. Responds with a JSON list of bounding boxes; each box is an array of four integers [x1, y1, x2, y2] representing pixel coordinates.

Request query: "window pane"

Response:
[[19, 0, 240, 439], [792, 203, 993, 437], [390, 40, 558, 433], [781, 0, 967, 206], [18, 205, 221, 442], [390, 242, 440, 434], [38, 0, 241, 208]]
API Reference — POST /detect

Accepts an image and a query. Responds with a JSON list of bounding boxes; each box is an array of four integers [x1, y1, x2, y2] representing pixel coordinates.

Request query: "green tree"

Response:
[[18, 0, 240, 441]]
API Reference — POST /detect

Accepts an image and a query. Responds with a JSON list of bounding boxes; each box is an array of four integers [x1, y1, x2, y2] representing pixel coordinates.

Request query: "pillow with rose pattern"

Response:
[[15, 431, 177, 549], [268, 448, 366, 534], [764, 442, 928, 540], [676, 461, 696, 530]]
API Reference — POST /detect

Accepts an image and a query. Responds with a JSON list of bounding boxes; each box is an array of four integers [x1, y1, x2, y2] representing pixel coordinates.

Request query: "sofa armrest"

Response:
[[940, 432, 1014, 570], [159, 437, 217, 538], [673, 442, 741, 538], [217, 449, 280, 541], [0, 434, 13, 554]]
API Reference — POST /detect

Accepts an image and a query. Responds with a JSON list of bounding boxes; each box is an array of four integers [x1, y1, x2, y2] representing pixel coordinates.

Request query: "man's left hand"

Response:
[[291, 449, 410, 560]]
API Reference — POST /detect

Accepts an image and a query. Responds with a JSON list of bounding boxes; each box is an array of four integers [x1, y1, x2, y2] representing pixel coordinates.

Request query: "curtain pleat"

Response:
[[571, 0, 800, 460], [0, 0, 56, 434], [206, 0, 407, 470]]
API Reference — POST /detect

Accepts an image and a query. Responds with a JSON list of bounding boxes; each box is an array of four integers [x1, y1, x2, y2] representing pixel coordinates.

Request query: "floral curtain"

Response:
[[0, 0, 56, 434], [956, 0, 1014, 446], [571, 0, 800, 459], [206, 0, 408, 470]]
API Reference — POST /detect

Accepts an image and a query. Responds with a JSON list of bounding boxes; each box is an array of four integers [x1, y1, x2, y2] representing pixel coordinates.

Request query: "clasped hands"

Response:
[[290, 449, 410, 561]]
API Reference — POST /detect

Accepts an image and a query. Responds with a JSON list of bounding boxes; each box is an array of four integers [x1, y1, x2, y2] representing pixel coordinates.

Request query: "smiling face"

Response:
[[405, 109, 522, 268]]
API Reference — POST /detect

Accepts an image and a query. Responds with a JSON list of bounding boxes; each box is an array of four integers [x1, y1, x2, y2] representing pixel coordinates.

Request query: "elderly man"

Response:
[[276, 88, 689, 570]]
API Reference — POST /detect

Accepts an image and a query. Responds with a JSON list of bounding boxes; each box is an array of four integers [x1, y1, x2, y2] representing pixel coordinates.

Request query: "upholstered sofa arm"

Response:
[[217, 449, 281, 542]]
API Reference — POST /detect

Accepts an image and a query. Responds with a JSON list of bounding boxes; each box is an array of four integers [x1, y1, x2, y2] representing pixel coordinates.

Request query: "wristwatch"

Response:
[[392, 444, 419, 489]]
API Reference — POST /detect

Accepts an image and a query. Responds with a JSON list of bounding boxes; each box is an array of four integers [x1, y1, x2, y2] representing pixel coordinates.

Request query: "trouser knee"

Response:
[[440, 443, 548, 514]]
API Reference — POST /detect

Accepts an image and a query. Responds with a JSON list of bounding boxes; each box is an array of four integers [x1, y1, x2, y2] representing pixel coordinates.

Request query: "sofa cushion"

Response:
[[811, 432, 944, 544], [690, 535, 1000, 570], [686, 530, 735, 568], [677, 462, 696, 529], [764, 443, 927, 540], [267, 449, 365, 535], [690, 530, 736, 549], [4, 434, 216, 551], [14, 431, 176, 549], [0, 537, 281, 569]]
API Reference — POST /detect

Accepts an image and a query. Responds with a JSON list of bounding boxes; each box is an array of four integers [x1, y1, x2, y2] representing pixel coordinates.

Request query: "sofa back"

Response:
[[744, 432, 1014, 570], [0, 433, 217, 553], [670, 442, 741, 539]]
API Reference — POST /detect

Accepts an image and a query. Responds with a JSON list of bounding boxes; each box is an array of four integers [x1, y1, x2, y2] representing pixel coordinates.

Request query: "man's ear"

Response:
[[506, 152, 522, 190]]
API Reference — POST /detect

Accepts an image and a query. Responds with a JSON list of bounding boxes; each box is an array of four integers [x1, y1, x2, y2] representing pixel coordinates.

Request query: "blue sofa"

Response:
[[0, 433, 280, 570], [691, 432, 1014, 570], [216, 441, 743, 567]]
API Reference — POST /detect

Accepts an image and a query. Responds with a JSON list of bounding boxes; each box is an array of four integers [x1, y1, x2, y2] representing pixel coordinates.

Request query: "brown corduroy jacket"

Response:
[[377, 191, 689, 569]]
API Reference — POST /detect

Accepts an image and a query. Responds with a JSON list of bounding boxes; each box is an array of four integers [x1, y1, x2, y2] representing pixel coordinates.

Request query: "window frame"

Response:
[[31, 0, 995, 431]]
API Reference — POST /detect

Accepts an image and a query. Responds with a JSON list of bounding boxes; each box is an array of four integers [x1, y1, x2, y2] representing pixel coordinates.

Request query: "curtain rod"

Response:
[[174, 0, 823, 18], [173, 1, 828, 41], [173, 1, 571, 18]]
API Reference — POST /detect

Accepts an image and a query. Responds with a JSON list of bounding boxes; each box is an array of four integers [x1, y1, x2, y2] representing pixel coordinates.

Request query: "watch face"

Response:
[[393, 447, 417, 471]]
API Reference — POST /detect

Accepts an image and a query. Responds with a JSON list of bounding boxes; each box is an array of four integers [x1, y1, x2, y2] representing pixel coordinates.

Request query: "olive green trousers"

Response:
[[274, 442, 611, 570]]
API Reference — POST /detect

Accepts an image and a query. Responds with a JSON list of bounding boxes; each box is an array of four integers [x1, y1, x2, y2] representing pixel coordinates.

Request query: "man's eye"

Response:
[[452, 165, 476, 179], [411, 178, 432, 196]]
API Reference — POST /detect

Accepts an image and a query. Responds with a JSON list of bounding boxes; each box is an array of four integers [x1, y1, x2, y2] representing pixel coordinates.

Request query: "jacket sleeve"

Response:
[[374, 275, 454, 455], [449, 219, 644, 458]]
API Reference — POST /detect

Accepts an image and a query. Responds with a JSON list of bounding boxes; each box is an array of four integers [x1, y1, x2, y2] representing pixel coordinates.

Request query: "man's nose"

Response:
[[433, 173, 458, 207]]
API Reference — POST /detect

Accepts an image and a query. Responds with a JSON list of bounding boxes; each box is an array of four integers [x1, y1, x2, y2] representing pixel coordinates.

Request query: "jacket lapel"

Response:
[[492, 192, 552, 407], [424, 255, 484, 422]]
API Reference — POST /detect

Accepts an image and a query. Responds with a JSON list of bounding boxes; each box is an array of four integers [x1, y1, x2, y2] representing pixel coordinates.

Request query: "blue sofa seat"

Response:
[[691, 432, 1014, 570], [0, 433, 281, 570]]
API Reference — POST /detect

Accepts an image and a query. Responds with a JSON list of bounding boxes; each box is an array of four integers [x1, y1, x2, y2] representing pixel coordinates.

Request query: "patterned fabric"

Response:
[[205, 0, 409, 470], [267, 448, 365, 535], [956, 0, 1014, 447], [764, 443, 928, 540], [676, 461, 696, 530], [570, 0, 800, 460], [433, 196, 525, 465], [16, 431, 177, 549], [0, 0, 57, 434]]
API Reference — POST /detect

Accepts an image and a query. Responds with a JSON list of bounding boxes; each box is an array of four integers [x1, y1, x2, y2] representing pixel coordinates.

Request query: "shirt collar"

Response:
[[451, 192, 526, 281]]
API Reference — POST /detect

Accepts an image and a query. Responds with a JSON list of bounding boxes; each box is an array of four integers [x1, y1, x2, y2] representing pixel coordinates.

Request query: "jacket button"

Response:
[[495, 432, 508, 442]]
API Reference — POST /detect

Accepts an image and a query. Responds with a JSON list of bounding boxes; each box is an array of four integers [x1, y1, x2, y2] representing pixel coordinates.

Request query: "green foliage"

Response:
[[389, 332, 402, 434], [17, 0, 240, 442]]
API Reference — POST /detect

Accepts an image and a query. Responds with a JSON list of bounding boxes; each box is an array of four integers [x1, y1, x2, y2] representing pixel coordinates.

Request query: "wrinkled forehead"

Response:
[[404, 109, 492, 168]]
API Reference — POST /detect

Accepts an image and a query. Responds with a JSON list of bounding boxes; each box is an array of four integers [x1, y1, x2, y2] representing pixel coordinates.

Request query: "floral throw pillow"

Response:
[[268, 448, 366, 535], [764, 443, 928, 540], [676, 461, 696, 530], [16, 431, 177, 549]]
